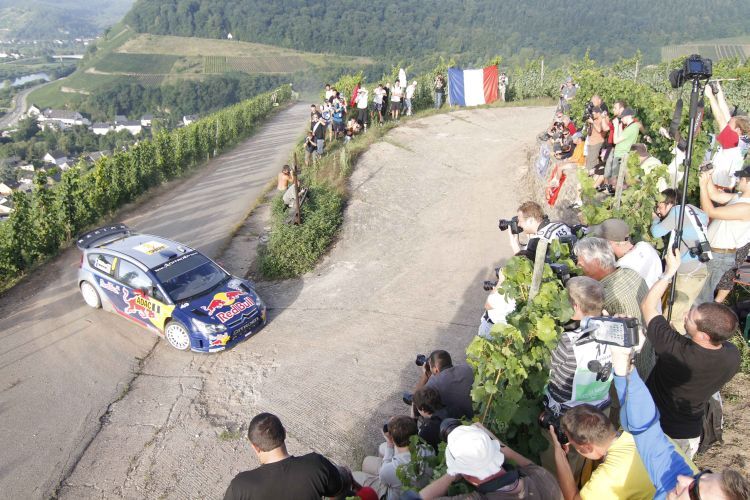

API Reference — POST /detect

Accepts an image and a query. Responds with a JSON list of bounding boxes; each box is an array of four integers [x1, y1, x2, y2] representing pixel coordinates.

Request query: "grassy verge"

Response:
[[259, 97, 554, 279]]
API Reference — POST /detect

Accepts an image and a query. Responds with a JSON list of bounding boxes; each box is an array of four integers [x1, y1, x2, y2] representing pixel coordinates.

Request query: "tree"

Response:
[[32, 171, 62, 255]]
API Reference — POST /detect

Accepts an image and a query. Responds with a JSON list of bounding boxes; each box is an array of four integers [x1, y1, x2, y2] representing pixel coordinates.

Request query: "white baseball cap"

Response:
[[445, 426, 504, 479]]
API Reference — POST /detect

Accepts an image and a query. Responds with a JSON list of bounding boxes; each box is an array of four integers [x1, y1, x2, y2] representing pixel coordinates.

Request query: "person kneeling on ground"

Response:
[[223, 412, 345, 500], [277, 165, 294, 191], [611, 346, 750, 500], [413, 350, 475, 419], [353, 415, 433, 500], [419, 423, 563, 499], [413, 387, 451, 453], [549, 404, 658, 500], [507, 201, 573, 259]]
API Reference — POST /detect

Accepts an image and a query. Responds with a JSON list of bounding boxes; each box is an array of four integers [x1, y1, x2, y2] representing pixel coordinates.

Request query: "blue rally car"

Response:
[[76, 224, 267, 352]]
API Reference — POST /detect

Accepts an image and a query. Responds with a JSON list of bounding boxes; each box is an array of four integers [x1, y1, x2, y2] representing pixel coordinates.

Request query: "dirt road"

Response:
[[53, 106, 554, 498], [0, 102, 309, 499]]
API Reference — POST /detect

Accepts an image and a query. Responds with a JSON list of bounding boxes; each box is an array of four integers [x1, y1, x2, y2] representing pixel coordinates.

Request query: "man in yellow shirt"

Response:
[[548, 403, 696, 499]]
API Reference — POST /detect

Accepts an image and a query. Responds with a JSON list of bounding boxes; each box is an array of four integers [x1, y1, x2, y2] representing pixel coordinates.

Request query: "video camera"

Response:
[[669, 54, 713, 89], [580, 316, 640, 348]]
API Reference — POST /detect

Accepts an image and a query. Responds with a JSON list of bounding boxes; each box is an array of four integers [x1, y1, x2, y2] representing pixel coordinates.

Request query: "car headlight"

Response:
[[191, 318, 227, 335]]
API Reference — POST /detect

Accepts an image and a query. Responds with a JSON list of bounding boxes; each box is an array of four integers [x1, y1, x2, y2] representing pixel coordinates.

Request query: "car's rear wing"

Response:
[[76, 224, 132, 250]]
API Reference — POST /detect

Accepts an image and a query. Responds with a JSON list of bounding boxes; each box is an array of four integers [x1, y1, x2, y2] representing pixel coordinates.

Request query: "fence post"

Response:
[[293, 152, 302, 225], [540, 59, 545, 86], [613, 158, 628, 210], [528, 238, 549, 300]]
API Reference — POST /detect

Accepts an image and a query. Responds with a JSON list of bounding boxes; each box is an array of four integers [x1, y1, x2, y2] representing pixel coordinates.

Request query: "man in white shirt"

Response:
[[405, 80, 417, 116], [589, 218, 662, 288], [355, 87, 369, 130]]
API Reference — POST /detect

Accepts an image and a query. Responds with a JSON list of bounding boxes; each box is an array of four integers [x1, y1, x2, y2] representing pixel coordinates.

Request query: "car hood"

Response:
[[186, 279, 259, 324]]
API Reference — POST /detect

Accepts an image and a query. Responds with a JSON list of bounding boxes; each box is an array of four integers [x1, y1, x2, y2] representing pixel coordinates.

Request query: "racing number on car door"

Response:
[[115, 259, 170, 330]]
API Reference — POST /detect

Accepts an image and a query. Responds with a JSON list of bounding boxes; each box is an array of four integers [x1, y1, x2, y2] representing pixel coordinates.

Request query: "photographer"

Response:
[[419, 423, 562, 500], [434, 74, 445, 109], [353, 415, 433, 500], [549, 404, 656, 500], [603, 108, 640, 193], [506, 201, 572, 259], [696, 165, 750, 304], [704, 82, 750, 190], [585, 106, 607, 174], [651, 188, 709, 333], [413, 350, 474, 419], [640, 246, 741, 458], [559, 77, 578, 114], [540, 277, 612, 480], [611, 347, 750, 499], [413, 387, 450, 453]]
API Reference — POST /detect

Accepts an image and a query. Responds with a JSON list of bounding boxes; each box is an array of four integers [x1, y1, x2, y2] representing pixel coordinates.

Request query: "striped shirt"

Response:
[[547, 329, 577, 404]]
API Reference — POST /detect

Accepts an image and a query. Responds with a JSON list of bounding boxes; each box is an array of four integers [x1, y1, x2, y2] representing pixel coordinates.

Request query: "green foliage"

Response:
[[260, 185, 343, 278], [730, 334, 750, 375], [0, 85, 293, 288], [466, 241, 576, 458]]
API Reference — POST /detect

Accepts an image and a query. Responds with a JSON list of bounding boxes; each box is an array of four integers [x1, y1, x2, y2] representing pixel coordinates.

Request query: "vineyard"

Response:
[[92, 53, 180, 74], [662, 43, 749, 63], [204, 56, 229, 74], [0, 85, 293, 289]]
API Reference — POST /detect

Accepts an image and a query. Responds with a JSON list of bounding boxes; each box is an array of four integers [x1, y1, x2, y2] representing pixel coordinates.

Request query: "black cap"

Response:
[[591, 106, 602, 113], [734, 165, 750, 178], [620, 108, 635, 118]]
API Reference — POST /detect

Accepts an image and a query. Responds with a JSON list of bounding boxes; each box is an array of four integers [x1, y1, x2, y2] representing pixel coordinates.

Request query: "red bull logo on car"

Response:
[[203, 291, 243, 316], [216, 296, 256, 324]]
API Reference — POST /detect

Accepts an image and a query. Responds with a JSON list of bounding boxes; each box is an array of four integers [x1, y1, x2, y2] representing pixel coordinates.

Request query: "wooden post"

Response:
[[614, 156, 628, 210], [634, 60, 639, 82], [528, 238, 549, 300], [292, 152, 302, 225], [540, 59, 545, 85]]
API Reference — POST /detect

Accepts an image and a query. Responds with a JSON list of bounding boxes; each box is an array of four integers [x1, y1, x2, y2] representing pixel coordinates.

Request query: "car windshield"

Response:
[[153, 251, 228, 302]]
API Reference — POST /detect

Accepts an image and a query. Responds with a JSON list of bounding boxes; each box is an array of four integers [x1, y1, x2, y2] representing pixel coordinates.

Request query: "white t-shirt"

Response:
[[406, 84, 416, 99], [617, 241, 662, 289], [711, 146, 743, 189]]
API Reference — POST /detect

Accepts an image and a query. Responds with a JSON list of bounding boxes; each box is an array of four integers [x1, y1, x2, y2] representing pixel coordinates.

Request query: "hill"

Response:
[[662, 36, 750, 63], [26, 24, 374, 120], [0, 0, 134, 39], [124, 0, 750, 65]]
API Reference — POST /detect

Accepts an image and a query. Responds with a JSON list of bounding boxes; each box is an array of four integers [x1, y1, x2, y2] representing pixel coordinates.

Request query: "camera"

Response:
[[483, 267, 502, 290], [549, 262, 572, 285], [402, 391, 414, 405], [699, 161, 714, 173], [538, 409, 568, 445], [580, 316, 640, 348], [499, 216, 521, 234], [689, 240, 713, 263], [383, 422, 389, 433], [415, 354, 428, 367], [669, 54, 713, 89], [439, 418, 462, 442]]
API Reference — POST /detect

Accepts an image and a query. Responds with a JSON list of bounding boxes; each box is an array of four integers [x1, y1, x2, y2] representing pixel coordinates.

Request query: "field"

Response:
[[26, 25, 373, 108], [662, 36, 750, 63]]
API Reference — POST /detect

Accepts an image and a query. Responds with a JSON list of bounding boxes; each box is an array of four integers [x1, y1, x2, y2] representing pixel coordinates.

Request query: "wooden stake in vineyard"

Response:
[[292, 152, 302, 225]]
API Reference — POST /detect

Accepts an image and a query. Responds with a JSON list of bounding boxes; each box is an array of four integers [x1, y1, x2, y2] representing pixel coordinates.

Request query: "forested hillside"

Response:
[[125, 0, 750, 65], [0, 0, 134, 38]]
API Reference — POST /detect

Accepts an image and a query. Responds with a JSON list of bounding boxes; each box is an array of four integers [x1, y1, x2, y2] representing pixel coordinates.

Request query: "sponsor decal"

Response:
[[93, 258, 112, 274], [122, 289, 160, 319], [133, 241, 168, 255], [209, 334, 231, 347], [216, 296, 256, 324], [152, 251, 197, 272], [99, 279, 121, 295], [202, 291, 243, 316]]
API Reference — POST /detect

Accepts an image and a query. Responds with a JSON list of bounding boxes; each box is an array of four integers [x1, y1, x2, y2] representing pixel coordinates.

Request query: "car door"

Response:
[[115, 258, 172, 331]]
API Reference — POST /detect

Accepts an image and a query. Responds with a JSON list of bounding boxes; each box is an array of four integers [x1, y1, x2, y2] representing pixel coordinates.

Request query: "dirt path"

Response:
[[56, 106, 554, 499], [0, 103, 309, 500]]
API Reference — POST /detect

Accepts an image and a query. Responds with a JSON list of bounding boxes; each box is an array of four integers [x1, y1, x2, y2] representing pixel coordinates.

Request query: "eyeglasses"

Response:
[[688, 469, 712, 500]]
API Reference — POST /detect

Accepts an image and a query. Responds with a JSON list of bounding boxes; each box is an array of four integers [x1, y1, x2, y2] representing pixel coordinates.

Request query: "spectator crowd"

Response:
[[223, 78, 750, 500]]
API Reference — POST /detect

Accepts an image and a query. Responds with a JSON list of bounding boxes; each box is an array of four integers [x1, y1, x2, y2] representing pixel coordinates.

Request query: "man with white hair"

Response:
[[355, 86, 369, 130], [405, 80, 418, 116], [419, 423, 562, 499], [574, 237, 652, 379]]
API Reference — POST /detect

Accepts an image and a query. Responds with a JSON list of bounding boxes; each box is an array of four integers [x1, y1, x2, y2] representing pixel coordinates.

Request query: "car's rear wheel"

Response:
[[80, 281, 101, 309], [164, 321, 191, 351]]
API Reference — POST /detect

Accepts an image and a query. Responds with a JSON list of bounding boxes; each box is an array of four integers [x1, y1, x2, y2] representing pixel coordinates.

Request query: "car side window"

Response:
[[88, 253, 116, 276], [151, 286, 168, 303], [116, 259, 153, 291]]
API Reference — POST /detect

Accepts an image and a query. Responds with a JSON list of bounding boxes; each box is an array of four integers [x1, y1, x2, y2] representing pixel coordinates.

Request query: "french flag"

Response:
[[448, 66, 499, 107]]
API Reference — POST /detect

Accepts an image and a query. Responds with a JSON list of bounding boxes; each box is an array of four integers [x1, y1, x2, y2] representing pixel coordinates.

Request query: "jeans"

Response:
[[405, 98, 412, 115], [316, 139, 324, 156], [434, 92, 443, 108], [696, 251, 736, 304]]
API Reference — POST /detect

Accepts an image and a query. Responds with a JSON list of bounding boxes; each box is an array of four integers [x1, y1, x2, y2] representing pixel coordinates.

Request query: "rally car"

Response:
[[76, 224, 266, 352]]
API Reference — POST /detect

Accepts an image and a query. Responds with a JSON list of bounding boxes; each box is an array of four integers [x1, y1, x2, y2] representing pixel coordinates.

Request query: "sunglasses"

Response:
[[688, 469, 712, 500]]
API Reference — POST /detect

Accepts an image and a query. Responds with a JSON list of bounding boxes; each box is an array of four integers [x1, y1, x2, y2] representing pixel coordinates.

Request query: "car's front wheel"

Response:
[[80, 281, 101, 309], [164, 320, 191, 351]]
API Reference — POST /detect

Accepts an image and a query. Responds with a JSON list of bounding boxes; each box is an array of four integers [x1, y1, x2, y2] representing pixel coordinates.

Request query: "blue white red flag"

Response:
[[448, 66, 499, 106]]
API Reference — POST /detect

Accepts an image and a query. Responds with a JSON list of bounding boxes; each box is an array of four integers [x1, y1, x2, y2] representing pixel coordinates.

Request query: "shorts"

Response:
[[603, 155, 623, 179], [333, 121, 344, 133], [375, 102, 383, 111], [585, 142, 603, 171]]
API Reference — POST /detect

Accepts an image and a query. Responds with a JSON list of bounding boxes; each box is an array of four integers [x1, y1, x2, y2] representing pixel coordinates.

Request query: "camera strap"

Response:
[[474, 466, 522, 493], [684, 205, 711, 256]]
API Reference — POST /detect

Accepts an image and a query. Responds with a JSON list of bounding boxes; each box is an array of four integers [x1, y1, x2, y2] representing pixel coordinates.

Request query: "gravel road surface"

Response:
[[0, 102, 309, 499], [51, 106, 553, 499]]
